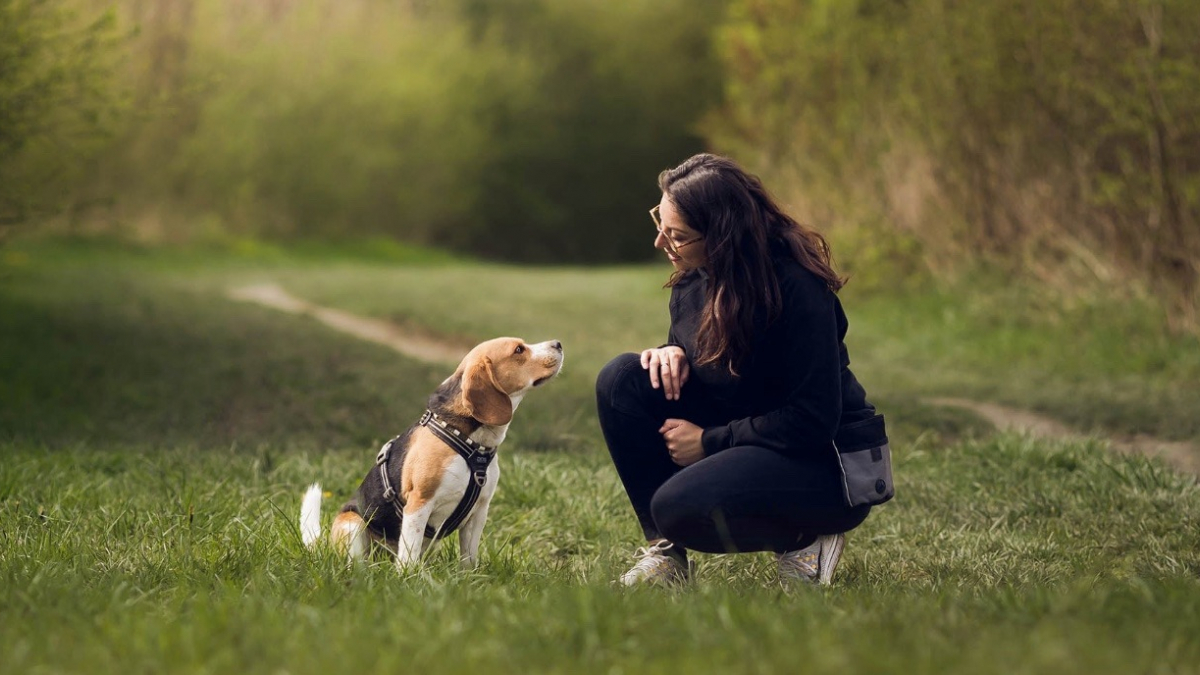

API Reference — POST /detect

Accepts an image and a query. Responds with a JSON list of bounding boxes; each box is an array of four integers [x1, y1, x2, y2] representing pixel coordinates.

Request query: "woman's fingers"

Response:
[[643, 346, 689, 399], [643, 349, 662, 389], [665, 351, 688, 400], [658, 353, 674, 399]]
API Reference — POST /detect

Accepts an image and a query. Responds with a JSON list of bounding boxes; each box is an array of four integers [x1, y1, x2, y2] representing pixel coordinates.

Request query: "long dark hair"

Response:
[[659, 153, 845, 375]]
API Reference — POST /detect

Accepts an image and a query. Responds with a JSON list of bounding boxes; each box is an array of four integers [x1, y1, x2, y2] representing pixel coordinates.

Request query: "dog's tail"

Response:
[[300, 482, 323, 548]]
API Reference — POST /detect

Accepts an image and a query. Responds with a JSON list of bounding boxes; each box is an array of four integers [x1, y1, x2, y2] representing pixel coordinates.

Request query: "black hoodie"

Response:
[[666, 257, 876, 460]]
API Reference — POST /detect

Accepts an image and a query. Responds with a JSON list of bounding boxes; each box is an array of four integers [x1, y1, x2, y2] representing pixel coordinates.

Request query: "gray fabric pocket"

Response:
[[834, 414, 894, 507]]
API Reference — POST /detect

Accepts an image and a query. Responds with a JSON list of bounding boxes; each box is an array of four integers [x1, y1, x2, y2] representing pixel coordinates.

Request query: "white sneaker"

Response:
[[619, 540, 689, 587], [777, 533, 845, 586]]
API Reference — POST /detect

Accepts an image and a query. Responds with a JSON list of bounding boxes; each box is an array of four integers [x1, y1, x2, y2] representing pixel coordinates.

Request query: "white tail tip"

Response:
[[300, 482, 323, 547]]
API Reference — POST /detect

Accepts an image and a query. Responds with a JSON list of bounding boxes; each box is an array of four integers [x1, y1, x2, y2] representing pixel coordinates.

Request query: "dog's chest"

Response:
[[424, 456, 499, 532], [408, 423, 505, 532]]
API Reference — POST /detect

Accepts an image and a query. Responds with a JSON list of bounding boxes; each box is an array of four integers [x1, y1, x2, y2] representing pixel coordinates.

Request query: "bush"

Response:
[[80, 0, 725, 263], [0, 0, 122, 238], [707, 0, 1200, 326]]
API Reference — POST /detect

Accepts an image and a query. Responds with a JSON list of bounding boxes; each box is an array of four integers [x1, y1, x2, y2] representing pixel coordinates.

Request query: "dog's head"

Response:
[[456, 337, 564, 426]]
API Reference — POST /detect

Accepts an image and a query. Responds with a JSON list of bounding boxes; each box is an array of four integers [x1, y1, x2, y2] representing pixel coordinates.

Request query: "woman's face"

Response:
[[653, 193, 706, 271]]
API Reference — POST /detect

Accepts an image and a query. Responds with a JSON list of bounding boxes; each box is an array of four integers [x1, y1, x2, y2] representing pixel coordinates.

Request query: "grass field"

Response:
[[2, 238, 1199, 674]]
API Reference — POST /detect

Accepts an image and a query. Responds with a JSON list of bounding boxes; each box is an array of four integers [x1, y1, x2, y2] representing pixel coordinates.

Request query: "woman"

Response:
[[596, 153, 882, 587]]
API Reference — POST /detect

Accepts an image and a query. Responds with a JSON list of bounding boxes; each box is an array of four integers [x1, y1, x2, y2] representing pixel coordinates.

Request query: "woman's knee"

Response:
[[595, 352, 645, 406]]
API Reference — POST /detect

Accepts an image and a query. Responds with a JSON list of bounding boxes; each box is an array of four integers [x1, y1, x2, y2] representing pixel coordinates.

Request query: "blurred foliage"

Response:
[[707, 0, 1200, 326], [0, 0, 122, 238], [70, 0, 724, 263], [6, 0, 1200, 323]]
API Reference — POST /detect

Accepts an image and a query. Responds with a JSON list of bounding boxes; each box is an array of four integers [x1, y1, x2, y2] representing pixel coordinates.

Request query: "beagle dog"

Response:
[[300, 337, 563, 570]]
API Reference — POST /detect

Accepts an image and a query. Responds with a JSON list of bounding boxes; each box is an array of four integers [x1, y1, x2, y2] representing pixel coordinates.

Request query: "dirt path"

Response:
[[229, 283, 1199, 476], [228, 283, 465, 365], [929, 397, 1200, 476]]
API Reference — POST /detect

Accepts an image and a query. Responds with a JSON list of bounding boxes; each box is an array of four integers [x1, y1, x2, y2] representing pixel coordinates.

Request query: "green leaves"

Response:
[[710, 0, 1200, 326], [57, 0, 725, 264], [0, 0, 123, 230]]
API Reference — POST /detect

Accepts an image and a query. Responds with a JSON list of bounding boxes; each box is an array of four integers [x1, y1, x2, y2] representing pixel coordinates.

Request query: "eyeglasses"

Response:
[[650, 205, 704, 257]]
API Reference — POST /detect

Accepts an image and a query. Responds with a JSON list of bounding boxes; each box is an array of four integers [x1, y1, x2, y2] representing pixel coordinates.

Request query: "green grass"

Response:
[[2, 238, 1199, 674], [845, 274, 1200, 442]]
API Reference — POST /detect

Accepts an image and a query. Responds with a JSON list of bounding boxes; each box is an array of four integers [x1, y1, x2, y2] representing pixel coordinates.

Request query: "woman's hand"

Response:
[[640, 346, 690, 401], [660, 418, 704, 466]]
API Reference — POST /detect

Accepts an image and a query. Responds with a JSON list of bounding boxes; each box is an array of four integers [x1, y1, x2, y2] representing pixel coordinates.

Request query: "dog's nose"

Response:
[[550, 340, 562, 352]]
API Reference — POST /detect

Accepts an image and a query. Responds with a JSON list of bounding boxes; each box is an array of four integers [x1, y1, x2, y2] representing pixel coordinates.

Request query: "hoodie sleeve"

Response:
[[662, 324, 685, 352], [699, 271, 843, 458]]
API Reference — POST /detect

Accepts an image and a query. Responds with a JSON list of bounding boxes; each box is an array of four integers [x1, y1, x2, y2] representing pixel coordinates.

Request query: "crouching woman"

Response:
[[596, 153, 890, 587]]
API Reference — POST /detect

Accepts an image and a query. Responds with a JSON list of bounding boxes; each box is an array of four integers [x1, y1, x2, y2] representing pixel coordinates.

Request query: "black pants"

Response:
[[596, 353, 870, 554]]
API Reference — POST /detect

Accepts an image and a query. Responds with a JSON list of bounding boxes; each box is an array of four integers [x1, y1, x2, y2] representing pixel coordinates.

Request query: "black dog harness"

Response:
[[375, 410, 497, 540]]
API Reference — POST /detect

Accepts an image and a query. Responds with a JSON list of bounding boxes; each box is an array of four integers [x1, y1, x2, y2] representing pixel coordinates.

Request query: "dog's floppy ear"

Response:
[[462, 356, 513, 426]]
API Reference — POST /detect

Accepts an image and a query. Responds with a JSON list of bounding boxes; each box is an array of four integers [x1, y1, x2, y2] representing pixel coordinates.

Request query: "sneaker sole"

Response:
[[817, 533, 844, 586]]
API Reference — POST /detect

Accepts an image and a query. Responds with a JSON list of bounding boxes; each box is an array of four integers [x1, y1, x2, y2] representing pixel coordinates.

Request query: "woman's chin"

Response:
[[664, 252, 702, 272]]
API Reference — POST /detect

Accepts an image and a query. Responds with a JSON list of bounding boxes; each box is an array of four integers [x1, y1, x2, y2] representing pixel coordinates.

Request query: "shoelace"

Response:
[[629, 542, 671, 565], [625, 542, 681, 579]]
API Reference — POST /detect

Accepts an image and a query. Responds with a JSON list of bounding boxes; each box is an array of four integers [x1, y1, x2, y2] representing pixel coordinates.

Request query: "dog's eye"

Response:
[[514, 345, 525, 355]]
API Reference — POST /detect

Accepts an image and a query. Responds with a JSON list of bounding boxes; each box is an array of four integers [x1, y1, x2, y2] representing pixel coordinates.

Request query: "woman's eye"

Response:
[[515, 345, 525, 354]]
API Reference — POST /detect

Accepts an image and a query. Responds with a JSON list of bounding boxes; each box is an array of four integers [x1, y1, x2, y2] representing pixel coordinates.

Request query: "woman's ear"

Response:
[[462, 356, 513, 426]]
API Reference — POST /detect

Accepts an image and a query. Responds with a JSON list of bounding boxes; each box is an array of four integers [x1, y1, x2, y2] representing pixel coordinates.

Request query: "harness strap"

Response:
[[375, 410, 496, 541]]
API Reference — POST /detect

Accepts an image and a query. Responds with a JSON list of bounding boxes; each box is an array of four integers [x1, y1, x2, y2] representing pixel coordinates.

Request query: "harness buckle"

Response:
[[375, 441, 393, 466], [419, 410, 433, 426]]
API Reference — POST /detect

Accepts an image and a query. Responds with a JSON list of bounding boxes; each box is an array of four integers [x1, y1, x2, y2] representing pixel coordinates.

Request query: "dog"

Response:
[[300, 337, 563, 570]]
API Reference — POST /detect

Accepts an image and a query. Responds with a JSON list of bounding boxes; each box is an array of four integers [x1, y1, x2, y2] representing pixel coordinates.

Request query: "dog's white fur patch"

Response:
[[300, 482, 323, 547]]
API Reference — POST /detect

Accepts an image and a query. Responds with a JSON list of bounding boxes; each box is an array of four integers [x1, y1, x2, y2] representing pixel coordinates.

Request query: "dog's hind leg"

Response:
[[330, 511, 370, 561]]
